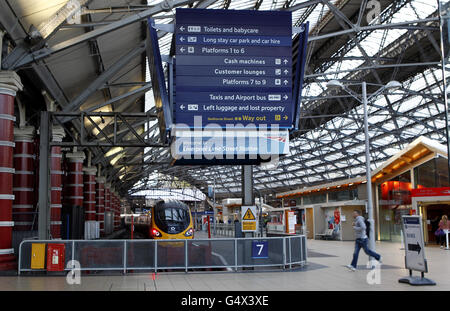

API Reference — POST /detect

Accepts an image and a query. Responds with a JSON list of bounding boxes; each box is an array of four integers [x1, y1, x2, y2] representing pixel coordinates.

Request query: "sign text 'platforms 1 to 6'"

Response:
[[175, 8, 293, 128]]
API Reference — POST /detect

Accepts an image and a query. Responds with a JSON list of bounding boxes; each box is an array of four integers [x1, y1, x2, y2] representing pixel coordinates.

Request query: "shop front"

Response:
[[411, 187, 450, 245], [374, 137, 449, 242], [378, 173, 413, 242]]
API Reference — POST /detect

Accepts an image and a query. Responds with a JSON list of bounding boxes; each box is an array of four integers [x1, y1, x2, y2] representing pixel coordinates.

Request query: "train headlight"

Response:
[[184, 228, 194, 237], [151, 229, 162, 237]]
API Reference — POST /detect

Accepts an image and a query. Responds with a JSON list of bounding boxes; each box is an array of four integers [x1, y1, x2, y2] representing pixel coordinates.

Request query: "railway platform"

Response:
[[2, 240, 449, 291]]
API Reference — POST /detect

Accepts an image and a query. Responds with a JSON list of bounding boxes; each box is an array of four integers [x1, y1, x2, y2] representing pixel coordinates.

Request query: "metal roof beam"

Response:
[[81, 83, 152, 113], [61, 41, 146, 114], [28, 0, 92, 46], [5, 0, 197, 69]]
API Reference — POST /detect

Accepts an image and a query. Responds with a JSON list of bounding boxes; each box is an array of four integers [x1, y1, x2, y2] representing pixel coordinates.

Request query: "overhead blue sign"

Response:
[[171, 128, 289, 160], [175, 8, 293, 129]]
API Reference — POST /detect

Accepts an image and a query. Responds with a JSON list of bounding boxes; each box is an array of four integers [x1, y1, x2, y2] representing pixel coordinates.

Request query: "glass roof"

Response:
[[130, 0, 446, 198]]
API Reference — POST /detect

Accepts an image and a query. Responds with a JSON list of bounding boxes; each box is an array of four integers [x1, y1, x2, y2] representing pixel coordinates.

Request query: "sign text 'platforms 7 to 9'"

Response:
[[175, 8, 293, 128]]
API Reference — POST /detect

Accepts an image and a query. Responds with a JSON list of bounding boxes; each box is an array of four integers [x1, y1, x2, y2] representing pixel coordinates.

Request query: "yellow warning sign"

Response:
[[243, 208, 256, 220], [242, 222, 256, 231]]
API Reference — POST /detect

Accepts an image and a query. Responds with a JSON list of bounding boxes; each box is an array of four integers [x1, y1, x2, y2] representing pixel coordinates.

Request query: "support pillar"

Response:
[[65, 151, 85, 239], [0, 71, 23, 270], [118, 195, 122, 229], [105, 182, 111, 235], [37, 112, 50, 240], [241, 165, 254, 238], [111, 190, 117, 231], [113, 191, 119, 231], [12, 126, 35, 231], [83, 166, 96, 239], [241, 165, 254, 269], [115, 192, 121, 230], [50, 126, 65, 238], [96, 176, 105, 237], [66, 152, 85, 206]]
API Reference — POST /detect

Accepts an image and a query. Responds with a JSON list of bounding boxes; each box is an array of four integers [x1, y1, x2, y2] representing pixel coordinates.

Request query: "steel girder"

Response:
[[1, 0, 447, 198]]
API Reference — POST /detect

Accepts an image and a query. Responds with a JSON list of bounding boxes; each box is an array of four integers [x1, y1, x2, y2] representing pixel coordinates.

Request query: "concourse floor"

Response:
[[1, 239, 449, 291]]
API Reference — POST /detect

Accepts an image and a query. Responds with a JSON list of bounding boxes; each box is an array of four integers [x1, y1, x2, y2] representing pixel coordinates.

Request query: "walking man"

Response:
[[346, 210, 382, 271]]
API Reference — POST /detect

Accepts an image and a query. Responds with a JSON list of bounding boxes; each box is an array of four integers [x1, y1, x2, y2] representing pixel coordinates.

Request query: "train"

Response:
[[149, 199, 194, 240], [122, 199, 194, 239]]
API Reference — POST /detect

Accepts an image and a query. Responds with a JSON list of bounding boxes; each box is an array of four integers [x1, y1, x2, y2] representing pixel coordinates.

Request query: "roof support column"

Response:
[[0, 71, 22, 269]]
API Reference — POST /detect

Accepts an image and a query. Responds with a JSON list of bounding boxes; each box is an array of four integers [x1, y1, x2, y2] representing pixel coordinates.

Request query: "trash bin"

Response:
[[46, 243, 65, 271], [31, 243, 46, 269]]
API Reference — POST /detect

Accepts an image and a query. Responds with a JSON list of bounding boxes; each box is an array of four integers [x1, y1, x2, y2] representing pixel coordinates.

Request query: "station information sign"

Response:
[[175, 8, 293, 128], [252, 240, 269, 259]]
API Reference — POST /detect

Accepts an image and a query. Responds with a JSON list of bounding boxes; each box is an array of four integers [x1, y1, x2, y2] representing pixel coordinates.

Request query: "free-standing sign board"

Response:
[[241, 205, 258, 232], [398, 215, 435, 286], [401, 215, 426, 272]]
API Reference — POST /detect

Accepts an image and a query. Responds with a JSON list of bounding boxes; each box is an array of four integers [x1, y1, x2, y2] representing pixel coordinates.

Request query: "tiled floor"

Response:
[[2, 239, 449, 291]]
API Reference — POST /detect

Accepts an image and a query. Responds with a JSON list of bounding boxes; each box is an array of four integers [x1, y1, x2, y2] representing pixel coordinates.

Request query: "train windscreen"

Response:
[[155, 206, 190, 234]]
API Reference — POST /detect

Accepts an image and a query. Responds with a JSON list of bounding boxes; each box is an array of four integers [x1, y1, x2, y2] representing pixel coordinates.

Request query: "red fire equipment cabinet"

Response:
[[46, 244, 65, 271]]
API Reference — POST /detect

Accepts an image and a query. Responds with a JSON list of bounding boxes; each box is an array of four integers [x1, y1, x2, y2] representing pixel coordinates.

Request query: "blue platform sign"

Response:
[[252, 240, 269, 259], [175, 8, 293, 128]]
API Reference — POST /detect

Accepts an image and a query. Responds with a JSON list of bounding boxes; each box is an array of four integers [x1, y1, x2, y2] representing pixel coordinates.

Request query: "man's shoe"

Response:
[[378, 256, 382, 264], [346, 264, 356, 271]]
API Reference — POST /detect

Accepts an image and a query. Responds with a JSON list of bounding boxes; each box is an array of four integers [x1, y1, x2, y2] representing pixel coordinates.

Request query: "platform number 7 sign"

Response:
[[252, 241, 269, 259]]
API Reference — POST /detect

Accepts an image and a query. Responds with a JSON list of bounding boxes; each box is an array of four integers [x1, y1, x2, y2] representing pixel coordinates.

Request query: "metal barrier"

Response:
[[18, 235, 307, 274], [213, 223, 235, 237]]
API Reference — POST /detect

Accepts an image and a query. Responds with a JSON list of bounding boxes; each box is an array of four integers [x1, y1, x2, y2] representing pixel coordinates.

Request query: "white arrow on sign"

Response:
[[283, 80, 288, 85], [180, 37, 185, 42], [283, 59, 288, 64], [180, 26, 185, 31], [180, 105, 185, 110], [284, 69, 289, 75], [180, 47, 186, 52], [283, 95, 288, 100]]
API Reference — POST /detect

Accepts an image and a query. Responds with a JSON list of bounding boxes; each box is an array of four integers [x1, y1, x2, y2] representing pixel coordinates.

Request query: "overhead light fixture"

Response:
[[385, 80, 402, 91], [110, 153, 123, 166], [326, 79, 344, 91], [106, 147, 123, 157]]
